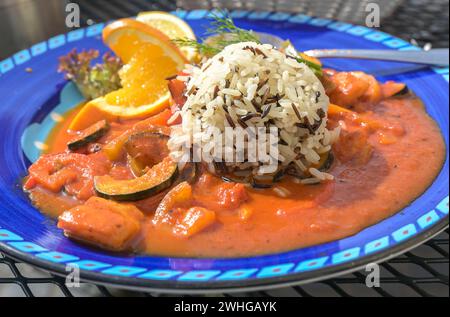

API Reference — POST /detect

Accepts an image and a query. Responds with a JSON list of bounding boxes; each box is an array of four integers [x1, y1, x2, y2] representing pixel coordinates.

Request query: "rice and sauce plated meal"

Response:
[[22, 12, 446, 257]]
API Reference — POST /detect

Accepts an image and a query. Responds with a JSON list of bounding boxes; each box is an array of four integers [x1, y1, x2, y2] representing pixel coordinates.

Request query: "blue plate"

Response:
[[0, 10, 448, 293]]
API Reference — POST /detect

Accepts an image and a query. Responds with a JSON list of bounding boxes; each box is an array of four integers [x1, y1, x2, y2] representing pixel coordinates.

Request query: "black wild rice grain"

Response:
[[240, 113, 259, 121], [187, 86, 198, 96], [261, 104, 272, 119], [225, 112, 236, 128], [251, 100, 262, 113], [213, 85, 219, 99], [317, 108, 326, 119], [251, 178, 273, 189], [315, 91, 321, 103], [213, 161, 228, 174], [273, 168, 285, 182], [257, 78, 269, 90], [261, 89, 270, 105], [291, 103, 302, 121], [237, 118, 248, 129], [254, 47, 267, 58]]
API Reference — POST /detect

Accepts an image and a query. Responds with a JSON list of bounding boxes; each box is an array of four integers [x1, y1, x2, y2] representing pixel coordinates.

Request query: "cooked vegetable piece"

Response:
[[24, 153, 110, 200], [58, 196, 144, 251], [381, 81, 409, 98], [94, 157, 178, 201], [328, 103, 354, 116], [67, 120, 110, 151], [333, 129, 373, 165], [327, 72, 371, 107], [152, 182, 215, 238], [124, 132, 170, 174], [133, 188, 171, 214], [153, 181, 193, 224], [353, 72, 382, 104], [179, 163, 199, 184], [168, 78, 187, 113], [127, 155, 148, 177], [321, 69, 337, 95], [328, 104, 402, 134], [194, 174, 249, 211], [327, 72, 404, 108], [316, 152, 334, 172], [103, 115, 170, 161], [238, 204, 253, 221], [173, 207, 216, 238], [215, 182, 249, 210], [103, 131, 136, 161]]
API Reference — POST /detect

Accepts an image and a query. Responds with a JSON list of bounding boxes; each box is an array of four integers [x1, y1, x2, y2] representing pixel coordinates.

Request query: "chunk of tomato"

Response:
[[58, 197, 144, 251], [194, 174, 249, 211], [168, 78, 186, 113], [173, 207, 216, 238], [25, 152, 110, 200]]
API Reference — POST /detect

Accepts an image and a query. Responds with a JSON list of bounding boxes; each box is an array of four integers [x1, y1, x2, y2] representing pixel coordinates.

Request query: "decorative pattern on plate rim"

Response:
[[0, 192, 448, 280]]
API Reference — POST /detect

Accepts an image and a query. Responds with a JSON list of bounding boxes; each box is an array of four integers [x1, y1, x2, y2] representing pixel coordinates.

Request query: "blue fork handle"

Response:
[[303, 48, 449, 67]]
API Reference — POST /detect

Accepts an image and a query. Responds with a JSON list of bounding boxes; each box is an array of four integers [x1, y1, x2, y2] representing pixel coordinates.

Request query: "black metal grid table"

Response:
[[1, 230, 447, 297], [0, 0, 448, 297]]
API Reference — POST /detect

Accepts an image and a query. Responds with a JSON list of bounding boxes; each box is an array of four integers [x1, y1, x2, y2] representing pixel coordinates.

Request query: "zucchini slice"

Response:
[[393, 84, 409, 96], [125, 132, 170, 175], [94, 157, 179, 201], [317, 151, 334, 172], [381, 82, 409, 98], [127, 154, 148, 178], [103, 126, 170, 161], [68, 120, 110, 151], [179, 162, 199, 184]]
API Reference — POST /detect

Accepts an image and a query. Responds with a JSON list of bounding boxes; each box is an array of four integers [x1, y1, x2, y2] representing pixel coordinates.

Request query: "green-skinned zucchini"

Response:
[[124, 132, 170, 176], [94, 157, 178, 201], [317, 151, 334, 172], [382, 82, 409, 98], [127, 154, 148, 178], [179, 162, 199, 184], [68, 120, 110, 151], [393, 85, 409, 96]]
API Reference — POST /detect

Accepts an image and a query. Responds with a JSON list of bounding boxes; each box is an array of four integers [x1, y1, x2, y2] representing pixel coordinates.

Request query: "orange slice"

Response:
[[137, 11, 197, 61], [68, 100, 117, 131], [69, 19, 186, 129], [103, 18, 187, 64]]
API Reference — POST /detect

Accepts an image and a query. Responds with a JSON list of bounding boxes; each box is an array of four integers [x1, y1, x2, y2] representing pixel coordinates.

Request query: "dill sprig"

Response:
[[299, 57, 323, 77], [279, 40, 322, 77], [205, 11, 261, 44], [173, 10, 260, 58], [173, 11, 323, 77], [172, 38, 221, 57]]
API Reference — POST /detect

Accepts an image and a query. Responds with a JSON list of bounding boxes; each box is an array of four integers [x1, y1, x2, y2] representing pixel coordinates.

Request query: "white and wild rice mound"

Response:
[[169, 42, 340, 184]]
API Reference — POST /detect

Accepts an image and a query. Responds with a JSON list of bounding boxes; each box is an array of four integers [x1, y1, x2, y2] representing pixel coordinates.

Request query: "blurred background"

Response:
[[0, 0, 449, 60]]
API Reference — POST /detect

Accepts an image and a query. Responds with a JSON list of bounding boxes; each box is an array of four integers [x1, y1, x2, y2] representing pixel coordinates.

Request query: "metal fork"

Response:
[[257, 32, 449, 67]]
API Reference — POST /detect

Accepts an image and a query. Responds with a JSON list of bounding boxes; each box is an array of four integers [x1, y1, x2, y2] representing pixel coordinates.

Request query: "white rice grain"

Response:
[[169, 42, 340, 181]]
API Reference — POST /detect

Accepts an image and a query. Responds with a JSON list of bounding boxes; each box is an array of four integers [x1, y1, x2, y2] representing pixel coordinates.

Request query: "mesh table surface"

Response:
[[76, 0, 449, 48], [0, 0, 448, 297], [1, 230, 448, 297]]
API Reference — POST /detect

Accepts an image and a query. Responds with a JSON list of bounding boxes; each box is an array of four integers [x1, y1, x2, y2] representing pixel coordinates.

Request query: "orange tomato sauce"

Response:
[[29, 95, 446, 258]]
